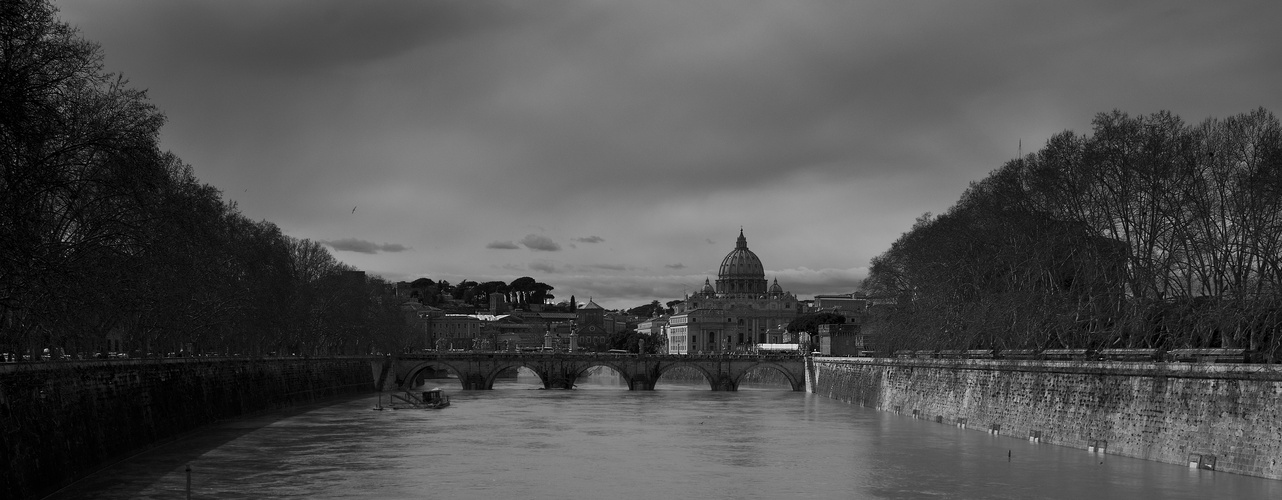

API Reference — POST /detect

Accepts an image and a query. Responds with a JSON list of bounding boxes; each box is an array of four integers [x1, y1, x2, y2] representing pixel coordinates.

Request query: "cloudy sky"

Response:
[[57, 1, 1281, 310]]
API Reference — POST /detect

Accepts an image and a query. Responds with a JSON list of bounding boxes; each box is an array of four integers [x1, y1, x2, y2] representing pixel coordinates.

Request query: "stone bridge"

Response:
[[381, 352, 807, 391]]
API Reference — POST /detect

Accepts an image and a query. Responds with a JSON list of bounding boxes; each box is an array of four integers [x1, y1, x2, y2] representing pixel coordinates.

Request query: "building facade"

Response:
[[816, 323, 872, 356], [574, 299, 611, 350], [667, 230, 802, 354]]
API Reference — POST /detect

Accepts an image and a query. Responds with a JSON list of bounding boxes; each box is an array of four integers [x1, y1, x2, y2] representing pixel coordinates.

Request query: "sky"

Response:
[[55, 0, 1282, 310]]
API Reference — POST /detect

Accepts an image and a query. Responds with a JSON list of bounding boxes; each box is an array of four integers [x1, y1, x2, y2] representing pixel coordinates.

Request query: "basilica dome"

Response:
[[716, 230, 767, 294]]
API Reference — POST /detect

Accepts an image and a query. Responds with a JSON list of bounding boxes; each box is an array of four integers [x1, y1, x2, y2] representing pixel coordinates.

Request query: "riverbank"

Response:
[[807, 357, 1282, 480], [0, 357, 375, 499]]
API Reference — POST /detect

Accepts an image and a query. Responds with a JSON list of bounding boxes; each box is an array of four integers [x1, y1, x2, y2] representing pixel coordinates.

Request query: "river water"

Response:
[[49, 370, 1280, 499]]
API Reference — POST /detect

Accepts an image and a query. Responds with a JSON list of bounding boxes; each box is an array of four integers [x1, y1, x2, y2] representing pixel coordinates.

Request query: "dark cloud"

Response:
[[73, 1, 534, 75], [486, 241, 520, 250], [520, 234, 561, 251], [55, 0, 1282, 311], [772, 267, 869, 296], [322, 238, 410, 254]]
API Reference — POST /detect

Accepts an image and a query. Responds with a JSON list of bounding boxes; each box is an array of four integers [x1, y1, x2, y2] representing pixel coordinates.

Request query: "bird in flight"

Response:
[[351, 206, 357, 213]]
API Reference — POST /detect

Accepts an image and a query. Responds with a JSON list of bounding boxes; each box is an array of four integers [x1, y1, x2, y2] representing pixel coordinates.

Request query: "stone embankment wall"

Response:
[[807, 357, 1282, 480], [1, 356, 378, 499]]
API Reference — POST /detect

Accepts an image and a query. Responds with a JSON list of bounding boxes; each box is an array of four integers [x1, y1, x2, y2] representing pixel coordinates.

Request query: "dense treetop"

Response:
[[862, 108, 1282, 359]]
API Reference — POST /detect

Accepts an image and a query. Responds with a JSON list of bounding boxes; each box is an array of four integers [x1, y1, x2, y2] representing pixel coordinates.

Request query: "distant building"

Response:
[[812, 293, 870, 325], [488, 293, 511, 314], [816, 323, 873, 356], [575, 299, 610, 350], [636, 315, 669, 338], [418, 312, 534, 350], [602, 311, 629, 335], [813, 293, 867, 314], [667, 230, 802, 354]]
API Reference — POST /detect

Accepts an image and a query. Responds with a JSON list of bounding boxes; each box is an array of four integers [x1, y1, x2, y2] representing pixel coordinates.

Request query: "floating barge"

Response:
[[374, 388, 451, 410]]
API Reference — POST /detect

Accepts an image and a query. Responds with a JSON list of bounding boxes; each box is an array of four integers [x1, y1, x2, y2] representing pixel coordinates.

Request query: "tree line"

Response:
[[1, 1, 413, 360], [405, 276, 556, 311], [862, 108, 1282, 360]]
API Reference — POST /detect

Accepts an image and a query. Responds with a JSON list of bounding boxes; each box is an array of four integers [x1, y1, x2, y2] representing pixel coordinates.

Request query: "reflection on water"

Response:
[[48, 374, 1280, 499]]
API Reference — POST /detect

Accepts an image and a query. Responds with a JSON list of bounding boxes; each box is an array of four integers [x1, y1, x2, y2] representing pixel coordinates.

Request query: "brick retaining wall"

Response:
[[0, 357, 379, 499], [807, 357, 1282, 480]]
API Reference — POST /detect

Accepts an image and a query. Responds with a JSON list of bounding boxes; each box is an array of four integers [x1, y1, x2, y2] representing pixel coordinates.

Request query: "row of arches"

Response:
[[399, 359, 804, 392]]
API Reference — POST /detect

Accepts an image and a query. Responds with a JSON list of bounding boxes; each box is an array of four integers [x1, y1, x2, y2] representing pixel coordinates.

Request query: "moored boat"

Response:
[[377, 387, 450, 410]]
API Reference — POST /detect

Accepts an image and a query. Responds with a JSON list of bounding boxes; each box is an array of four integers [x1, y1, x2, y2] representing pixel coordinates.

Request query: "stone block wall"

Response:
[[807, 357, 1282, 480], [1, 357, 377, 499]]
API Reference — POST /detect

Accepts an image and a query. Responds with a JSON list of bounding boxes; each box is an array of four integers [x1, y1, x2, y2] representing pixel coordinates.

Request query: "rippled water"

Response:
[[49, 371, 1280, 499]]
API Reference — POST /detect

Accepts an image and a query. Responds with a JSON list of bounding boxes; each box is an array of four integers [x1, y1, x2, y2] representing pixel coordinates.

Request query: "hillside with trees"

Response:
[[862, 109, 1282, 360]]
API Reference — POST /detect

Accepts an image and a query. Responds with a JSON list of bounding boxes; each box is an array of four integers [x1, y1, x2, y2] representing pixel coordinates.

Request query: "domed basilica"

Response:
[[667, 230, 800, 354]]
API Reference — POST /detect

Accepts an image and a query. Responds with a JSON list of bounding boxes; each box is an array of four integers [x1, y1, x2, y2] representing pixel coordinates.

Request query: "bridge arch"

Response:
[[652, 358, 805, 391], [457, 359, 633, 390], [734, 361, 805, 391], [400, 360, 468, 389], [478, 361, 539, 389], [654, 362, 721, 390], [568, 361, 629, 381], [571, 360, 647, 389]]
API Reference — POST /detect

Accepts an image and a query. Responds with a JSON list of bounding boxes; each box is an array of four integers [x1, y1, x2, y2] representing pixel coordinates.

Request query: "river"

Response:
[[47, 370, 1280, 499]]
